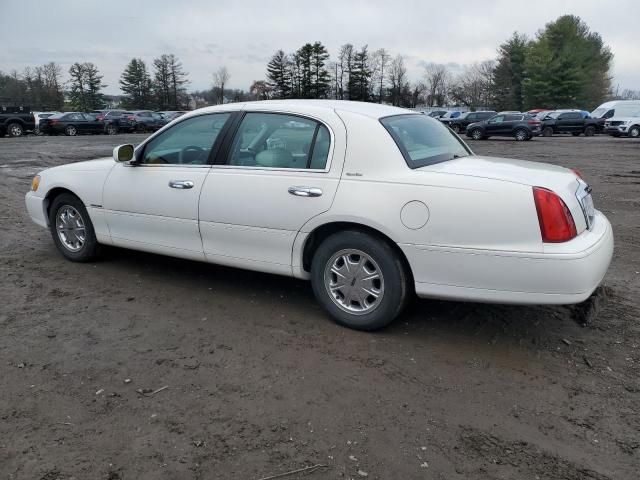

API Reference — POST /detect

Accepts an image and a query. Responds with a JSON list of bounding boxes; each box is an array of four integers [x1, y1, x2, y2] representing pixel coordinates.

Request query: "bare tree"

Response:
[[336, 44, 354, 100], [449, 61, 496, 109], [250, 80, 272, 100], [212, 66, 230, 104], [371, 48, 390, 103], [424, 63, 450, 107], [388, 55, 407, 106]]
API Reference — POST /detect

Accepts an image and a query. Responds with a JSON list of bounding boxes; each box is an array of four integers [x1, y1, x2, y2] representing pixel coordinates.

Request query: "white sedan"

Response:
[[25, 101, 614, 330]]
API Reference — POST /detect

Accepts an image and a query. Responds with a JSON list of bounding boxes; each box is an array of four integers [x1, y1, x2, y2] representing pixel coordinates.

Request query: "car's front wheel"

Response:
[[49, 193, 101, 262], [310, 230, 411, 331], [7, 122, 24, 137], [584, 126, 596, 137], [542, 126, 553, 137], [628, 126, 640, 138], [65, 125, 78, 136], [106, 124, 118, 135]]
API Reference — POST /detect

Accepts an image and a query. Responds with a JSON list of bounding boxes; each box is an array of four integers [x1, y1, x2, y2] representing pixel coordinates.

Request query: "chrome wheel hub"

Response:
[[324, 249, 384, 315], [56, 206, 86, 252]]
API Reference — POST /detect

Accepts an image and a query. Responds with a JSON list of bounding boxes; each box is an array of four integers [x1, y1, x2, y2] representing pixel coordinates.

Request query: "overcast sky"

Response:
[[0, 0, 637, 95]]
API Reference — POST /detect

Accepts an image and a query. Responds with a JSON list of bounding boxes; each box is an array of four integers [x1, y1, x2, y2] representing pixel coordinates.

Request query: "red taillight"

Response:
[[528, 120, 540, 125], [50, 119, 59, 124], [532, 187, 577, 243], [127, 116, 135, 120], [570, 168, 585, 180]]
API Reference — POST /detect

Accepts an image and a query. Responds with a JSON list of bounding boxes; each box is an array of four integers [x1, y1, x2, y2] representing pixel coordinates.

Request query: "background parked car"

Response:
[[95, 110, 136, 134], [127, 110, 166, 132], [0, 106, 35, 137], [604, 112, 640, 138], [158, 111, 187, 122], [446, 110, 497, 133], [39, 112, 106, 136], [424, 110, 448, 118], [539, 110, 599, 137], [466, 113, 541, 141], [438, 111, 462, 124], [33, 111, 60, 135]]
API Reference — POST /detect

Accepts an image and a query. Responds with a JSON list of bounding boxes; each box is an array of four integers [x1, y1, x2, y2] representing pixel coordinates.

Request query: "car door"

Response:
[[67, 113, 87, 132], [82, 113, 103, 133], [198, 110, 346, 275], [484, 115, 504, 135], [102, 112, 232, 260]]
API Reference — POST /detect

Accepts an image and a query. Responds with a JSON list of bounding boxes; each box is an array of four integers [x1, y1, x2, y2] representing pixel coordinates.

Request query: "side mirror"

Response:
[[113, 144, 135, 163]]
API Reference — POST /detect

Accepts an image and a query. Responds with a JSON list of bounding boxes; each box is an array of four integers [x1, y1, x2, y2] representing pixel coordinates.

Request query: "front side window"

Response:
[[381, 114, 471, 168], [488, 115, 504, 123], [227, 113, 331, 170], [140, 113, 230, 165]]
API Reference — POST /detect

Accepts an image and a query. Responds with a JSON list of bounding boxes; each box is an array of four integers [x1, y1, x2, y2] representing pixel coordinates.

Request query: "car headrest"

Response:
[[255, 148, 294, 168]]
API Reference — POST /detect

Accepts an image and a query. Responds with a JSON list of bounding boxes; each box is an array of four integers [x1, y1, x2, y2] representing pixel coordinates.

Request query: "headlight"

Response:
[[31, 175, 41, 192]]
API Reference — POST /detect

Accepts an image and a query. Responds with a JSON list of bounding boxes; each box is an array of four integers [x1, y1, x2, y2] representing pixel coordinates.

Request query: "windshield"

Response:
[[380, 114, 471, 168], [591, 108, 606, 118]]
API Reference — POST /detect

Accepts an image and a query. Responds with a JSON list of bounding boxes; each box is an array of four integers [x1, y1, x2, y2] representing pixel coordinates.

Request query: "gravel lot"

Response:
[[1, 133, 639, 479]]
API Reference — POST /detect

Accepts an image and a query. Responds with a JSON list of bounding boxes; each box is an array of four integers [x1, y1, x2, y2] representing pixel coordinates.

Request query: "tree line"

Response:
[[0, 15, 632, 113], [263, 15, 617, 110]]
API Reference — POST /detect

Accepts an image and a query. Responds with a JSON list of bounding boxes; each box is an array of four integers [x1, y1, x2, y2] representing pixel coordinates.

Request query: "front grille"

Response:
[[610, 121, 624, 126]]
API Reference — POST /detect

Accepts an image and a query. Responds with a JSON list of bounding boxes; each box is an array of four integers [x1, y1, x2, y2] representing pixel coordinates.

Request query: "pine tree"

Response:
[[493, 33, 528, 111], [153, 55, 172, 110], [348, 46, 371, 101], [523, 15, 613, 110], [310, 42, 330, 98], [266, 50, 292, 99], [120, 58, 152, 109], [68, 62, 105, 111]]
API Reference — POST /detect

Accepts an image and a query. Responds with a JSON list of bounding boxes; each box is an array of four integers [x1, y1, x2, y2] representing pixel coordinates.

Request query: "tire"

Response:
[[584, 126, 596, 137], [542, 126, 553, 137], [470, 128, 483, 140], [48, 193, 101, 262], [514, 129, 528, 141], [65, 125, 78, 136], [629, 126, 640, 138], [450, 124, 461, 134], [310, 230, 411, 331], [7, 122, 24, 137], [106, 124, 118, 135]]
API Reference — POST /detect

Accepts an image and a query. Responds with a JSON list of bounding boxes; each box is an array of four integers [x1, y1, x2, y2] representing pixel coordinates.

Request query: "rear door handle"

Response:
[[169, 180, 194, 189], [288, 186, 322, 197]]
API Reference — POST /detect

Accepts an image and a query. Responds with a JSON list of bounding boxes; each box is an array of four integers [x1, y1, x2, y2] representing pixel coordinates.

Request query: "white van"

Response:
[[591, 100, 640, 120], [594, 100, 640, 138]]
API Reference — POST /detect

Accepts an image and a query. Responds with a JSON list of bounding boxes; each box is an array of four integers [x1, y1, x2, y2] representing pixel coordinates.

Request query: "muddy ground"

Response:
[[0, 133, 639, 479]]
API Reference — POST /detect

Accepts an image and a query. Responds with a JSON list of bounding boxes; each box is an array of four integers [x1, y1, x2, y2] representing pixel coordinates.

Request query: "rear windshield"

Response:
[[380, 114, 471, 168]]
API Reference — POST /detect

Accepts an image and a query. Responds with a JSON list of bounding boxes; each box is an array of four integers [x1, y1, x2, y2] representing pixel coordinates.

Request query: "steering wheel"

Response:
[[180, 145, 206, 164]]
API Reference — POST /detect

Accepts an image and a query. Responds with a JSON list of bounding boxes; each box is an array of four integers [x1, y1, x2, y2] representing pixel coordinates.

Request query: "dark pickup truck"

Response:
[[1, 106, 36, 137], [540, 111, 599, 137]]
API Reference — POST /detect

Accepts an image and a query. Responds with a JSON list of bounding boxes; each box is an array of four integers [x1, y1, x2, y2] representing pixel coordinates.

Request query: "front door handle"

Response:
[[288, 186, 322, 197], [169, 180, 194, 189]]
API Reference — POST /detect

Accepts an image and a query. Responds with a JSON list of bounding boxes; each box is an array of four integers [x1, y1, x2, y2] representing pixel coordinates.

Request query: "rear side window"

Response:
[[504, 114, 523, 121], [226, 113, 331, 170], [380, 114, 471, 168]]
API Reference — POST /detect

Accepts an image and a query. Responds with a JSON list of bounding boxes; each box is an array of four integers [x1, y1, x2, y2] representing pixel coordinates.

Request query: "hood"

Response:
[[45, 158, 114, 173]]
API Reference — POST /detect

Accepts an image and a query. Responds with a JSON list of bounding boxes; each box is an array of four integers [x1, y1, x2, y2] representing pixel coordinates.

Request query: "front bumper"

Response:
[[605, 125, 629, 136], [400, 211, 613, 305], [25, 191, 48, 228]]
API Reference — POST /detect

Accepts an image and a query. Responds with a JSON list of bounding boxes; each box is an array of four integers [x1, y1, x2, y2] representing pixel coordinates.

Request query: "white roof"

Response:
[[193, 100, 413, 119]]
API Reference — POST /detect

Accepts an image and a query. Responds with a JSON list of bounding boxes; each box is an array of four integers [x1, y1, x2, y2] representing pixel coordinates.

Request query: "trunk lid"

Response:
[[421, 155, 588, 233]]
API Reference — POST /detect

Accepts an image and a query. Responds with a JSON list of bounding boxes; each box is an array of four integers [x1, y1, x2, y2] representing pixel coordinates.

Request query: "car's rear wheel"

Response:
[[542, 126, 553, 137], [450, 124, 460, 133], [65, 125, 78, 136], [310, 230, 411, 331], [48, 193, 100, 262], [470, 128, 483, 140], [7, 122, 24, 137], [584, 126, 596, 137], [628, 126, 640, 138], [106, 124, 118, 135], [514, 129, 528, 141]]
